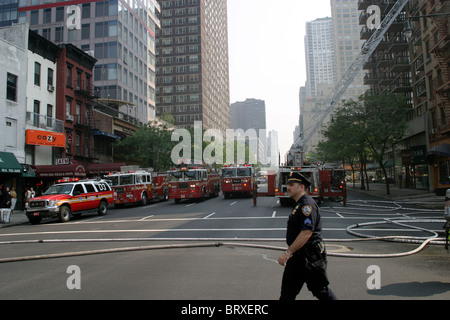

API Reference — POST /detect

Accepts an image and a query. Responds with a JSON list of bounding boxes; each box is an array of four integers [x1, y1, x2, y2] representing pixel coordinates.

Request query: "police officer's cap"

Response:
[[287, 172, 311, 188]]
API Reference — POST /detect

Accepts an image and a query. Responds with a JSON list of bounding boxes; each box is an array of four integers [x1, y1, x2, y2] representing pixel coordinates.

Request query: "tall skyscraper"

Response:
[[330, 0, 368, 101], [1, 0, 161, 124], [155, 0, 230, 132], [230, 98, 266, 134], [304, 17, 336, 98]]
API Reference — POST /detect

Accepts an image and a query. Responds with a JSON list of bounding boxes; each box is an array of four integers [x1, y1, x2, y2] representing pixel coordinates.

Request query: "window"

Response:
[[67, 65, 72, 87], [47, 68, 54, 87], [33, 100, 40, 127], [82, 3, 91, 19], [66, 99, 72, 116], [68, 29, 77, 41], [55, 27, 63, 42], [85, 183, 96, 193], [30, 10, 39, 25], [43, 8, 51, 23], [6, 73, 17, 102], [5, 118, 17, 148], [47, 104, 53, 127], [55, 7, 64, 22], [73, 184, 85, 195], [76, 71, 82, 90], [81, 23, 90, 39], [76, 134, 81, 155], [34, 62, 41, 86]]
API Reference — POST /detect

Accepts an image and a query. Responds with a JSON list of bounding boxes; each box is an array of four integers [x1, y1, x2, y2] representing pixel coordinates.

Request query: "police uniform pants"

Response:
[[280, 254, 337, 300]]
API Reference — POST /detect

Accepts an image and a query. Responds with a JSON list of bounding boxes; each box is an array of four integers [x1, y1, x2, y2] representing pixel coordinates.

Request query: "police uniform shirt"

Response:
[[286, 194, 323, 247]]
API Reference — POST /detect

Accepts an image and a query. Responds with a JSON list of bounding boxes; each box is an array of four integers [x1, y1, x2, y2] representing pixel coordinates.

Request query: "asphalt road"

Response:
[[0, 190, 449, 301]]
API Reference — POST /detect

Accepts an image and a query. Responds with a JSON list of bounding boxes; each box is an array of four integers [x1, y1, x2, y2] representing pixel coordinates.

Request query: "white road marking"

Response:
[[204, 212, 216, 219], [139, 215, 154, 221], [0, 227, 442, 238]]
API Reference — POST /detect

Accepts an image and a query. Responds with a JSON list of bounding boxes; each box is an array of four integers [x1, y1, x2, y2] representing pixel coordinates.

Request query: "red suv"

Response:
[[25, 178, 114, 224]]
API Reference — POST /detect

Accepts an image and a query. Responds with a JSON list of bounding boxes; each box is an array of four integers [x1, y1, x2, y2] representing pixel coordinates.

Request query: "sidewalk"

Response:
[[0, 210, 30, 228], [348, 182, 444, 209]]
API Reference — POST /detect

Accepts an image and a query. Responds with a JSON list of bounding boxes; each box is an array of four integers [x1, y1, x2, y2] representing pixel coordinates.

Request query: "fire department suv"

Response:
[[168, 166, 220, 203], [25, 178, 114, 224]]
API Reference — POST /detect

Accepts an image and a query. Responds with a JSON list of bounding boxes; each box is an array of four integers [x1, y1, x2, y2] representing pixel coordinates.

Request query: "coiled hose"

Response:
[[0, 200, 446, 263]]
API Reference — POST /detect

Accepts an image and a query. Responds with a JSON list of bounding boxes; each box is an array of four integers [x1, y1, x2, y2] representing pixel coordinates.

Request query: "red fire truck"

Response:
[[318, 168, 347, 205], [274, 166, 320, 206], [252, 166, 346, 207], [168, 166, 220, 203], [221, 164, 255, 198], [106, 170, 169, 206]]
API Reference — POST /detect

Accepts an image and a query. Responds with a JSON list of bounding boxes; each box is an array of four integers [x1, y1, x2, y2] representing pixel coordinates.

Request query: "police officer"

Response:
[[278, 172, 336, 300]]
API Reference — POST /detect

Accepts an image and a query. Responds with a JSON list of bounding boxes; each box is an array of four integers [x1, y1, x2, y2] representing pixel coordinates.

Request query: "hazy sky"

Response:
[[227, 0, 332, 159]]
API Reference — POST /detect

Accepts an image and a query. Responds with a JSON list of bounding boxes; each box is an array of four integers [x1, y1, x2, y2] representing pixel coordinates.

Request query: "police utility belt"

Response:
[[295, 240, 326, 271]]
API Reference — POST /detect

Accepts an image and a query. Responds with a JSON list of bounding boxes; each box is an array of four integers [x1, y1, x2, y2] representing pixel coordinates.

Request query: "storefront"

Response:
[[0, 152, 34, 210], [401, 146, 429, 190], [30, 160, 86, 196], [427, 143, 450, 195]]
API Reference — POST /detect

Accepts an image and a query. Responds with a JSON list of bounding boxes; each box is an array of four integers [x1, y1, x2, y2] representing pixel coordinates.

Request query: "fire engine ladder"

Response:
[[291, 0, 410, 155]]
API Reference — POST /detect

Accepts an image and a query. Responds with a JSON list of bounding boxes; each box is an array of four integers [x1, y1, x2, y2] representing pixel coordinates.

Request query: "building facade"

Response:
[[230, 98, 266, 134], [25, 30, 62, 166], [55, 43, 97, 164], [0, 24, 29, 201], [358, 0, 450, 193], [5, 0, 161, 125], [305, 17, 336, 99], [155, 0, 230, 132], [408, 0, 450, 194], [331, 0, 368, 101]]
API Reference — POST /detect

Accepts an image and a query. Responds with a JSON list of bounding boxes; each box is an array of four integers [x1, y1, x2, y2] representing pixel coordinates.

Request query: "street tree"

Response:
[[362, 93, 410, 195], [114, 120, 175, 171]]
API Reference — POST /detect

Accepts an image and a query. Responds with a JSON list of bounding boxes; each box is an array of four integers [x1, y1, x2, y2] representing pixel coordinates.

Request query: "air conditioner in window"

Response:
[[47, 85, 55, 92], [67, 115, 74, 122]]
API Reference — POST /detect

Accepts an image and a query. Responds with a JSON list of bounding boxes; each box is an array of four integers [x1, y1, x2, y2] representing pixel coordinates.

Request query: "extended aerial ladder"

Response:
[[288, 0, 410, 165]]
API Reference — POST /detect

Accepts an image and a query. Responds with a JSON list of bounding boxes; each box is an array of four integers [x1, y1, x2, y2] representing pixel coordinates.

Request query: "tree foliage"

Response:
[[114, 120, 176, 171], [317, 93, 410, 194]]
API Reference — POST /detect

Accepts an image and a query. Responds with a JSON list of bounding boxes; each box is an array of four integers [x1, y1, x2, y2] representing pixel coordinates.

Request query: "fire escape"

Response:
[[426, 0, 450, 137]]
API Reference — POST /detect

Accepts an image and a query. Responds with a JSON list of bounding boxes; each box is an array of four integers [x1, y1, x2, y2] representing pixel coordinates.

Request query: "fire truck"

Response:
[[254, 165, 346, 206], [221, 164, 255, 198], [275, 166, 320, 206], [168, 166, 220, 203], [106, 170, 169, 207], [319, 168, 347, 205]]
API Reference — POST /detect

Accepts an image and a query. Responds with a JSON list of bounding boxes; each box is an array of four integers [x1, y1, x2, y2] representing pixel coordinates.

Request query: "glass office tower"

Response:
[[5, 0, 161, 124]]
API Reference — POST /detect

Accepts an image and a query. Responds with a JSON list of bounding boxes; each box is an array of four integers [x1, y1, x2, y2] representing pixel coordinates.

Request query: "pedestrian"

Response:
[[30, 187, 36, 199], [29, 187, 36, 199], [10, 186, 17, 214], [3, 186, 11, 208], [278, 172, 337, 300], [1, 186, 12, 223], [0, 184, 3, 207]]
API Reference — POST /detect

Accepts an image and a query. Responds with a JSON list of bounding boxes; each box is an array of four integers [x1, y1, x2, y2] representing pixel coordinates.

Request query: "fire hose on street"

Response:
[[0, 198, 448, 263]]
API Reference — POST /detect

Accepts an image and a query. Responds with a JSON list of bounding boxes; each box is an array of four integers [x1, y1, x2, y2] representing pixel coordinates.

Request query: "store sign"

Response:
[[57, 158, 71, 165], [411, 145, 427, 165], [26, 130, 66, 148]]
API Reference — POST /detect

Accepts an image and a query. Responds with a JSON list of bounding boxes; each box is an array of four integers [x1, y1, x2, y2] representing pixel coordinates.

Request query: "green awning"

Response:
[[0, 152, 22, 174]]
